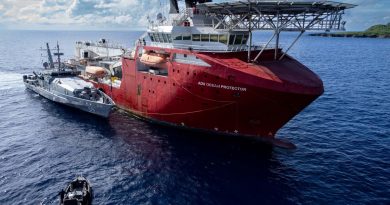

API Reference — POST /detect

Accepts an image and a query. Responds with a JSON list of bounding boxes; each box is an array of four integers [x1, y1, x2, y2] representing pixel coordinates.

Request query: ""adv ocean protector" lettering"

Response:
[[198, 82, 247, 92]]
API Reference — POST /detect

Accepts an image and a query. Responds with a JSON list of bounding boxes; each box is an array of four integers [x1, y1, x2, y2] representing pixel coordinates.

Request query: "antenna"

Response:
[[53, 41, 64, 70]]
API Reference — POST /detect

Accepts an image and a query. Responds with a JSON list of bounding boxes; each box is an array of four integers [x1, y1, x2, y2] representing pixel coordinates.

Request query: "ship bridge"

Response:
[[145, 0, 355, 62]]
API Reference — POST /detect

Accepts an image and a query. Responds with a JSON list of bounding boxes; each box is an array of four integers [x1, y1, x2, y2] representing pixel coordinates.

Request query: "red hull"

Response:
[[93, 46, 323, 141]]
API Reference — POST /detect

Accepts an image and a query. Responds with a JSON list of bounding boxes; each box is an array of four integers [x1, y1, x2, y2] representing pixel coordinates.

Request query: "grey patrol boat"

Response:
[[23, 43, 115, 118]]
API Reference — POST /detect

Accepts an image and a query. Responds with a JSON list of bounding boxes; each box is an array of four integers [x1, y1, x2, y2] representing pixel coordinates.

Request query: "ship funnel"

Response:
[[185, 0, 212, 8], [170, 0, 212, 13], [169, 0, 179, 14]]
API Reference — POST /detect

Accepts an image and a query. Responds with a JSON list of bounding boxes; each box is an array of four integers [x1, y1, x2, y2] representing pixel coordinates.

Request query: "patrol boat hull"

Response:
[[24, 75, 114, 118]]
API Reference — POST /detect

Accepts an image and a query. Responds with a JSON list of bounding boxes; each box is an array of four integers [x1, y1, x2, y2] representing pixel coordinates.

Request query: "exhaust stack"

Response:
[[169, 0, 212, 13], [185, 0, 212, 8], [169, 0, 179, 14]]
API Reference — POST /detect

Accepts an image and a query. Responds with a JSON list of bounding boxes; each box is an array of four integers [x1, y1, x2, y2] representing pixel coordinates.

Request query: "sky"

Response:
[[0, 0, 389, 31]]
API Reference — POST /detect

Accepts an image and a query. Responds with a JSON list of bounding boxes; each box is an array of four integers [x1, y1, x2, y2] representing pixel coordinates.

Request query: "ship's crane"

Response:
[[46, 43, 55, 69], [41, 42, 64, 70]]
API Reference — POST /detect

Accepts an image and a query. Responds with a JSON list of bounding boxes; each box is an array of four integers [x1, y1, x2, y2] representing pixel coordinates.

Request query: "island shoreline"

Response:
[[309, 23, 390, 39], [309, 33, 390, 39]]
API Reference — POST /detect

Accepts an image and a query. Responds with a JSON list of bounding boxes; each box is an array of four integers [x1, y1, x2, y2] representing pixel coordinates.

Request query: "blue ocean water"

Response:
[[0, 30, 389, 204]]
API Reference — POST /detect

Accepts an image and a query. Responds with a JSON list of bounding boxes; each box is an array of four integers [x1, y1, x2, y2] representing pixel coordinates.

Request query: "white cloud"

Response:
[[342, 0, 390, 30], [0, 0, 389, 30], [0, 0, 162, 30]]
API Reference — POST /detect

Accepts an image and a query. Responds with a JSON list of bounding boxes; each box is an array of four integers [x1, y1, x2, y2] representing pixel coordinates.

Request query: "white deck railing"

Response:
[[147, 42, 277, 52]]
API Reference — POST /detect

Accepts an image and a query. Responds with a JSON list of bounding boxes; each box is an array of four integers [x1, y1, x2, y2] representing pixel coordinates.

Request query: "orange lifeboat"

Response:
[[85, 66, 106, 78], [140, 52, 167, 68]]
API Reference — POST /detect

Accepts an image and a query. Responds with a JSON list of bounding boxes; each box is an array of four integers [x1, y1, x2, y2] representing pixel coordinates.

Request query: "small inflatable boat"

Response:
[[59, 176, 92, 205]]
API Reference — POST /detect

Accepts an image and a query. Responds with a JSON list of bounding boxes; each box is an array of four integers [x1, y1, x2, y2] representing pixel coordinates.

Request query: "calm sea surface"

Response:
[[0, 30, 389, 204]]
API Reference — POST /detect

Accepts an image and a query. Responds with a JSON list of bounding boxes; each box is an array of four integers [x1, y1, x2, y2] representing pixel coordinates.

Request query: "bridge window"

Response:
[[229, 35, 235, 45], [210, 34, 218, 42], [157, 33, 163, 42], [201, 34, 209, 42], [148, 33, 155, 42], [174, 34, 182, 40], [219, 34, 228, 44], [242, 34, 249, 44], [153, 33, 160, 42], [234, 34, 243, 45], [166, 34, 172, 43], [161, 33, 168, 43], [183, 35, 191, 40], [192, 34, 200, 41]]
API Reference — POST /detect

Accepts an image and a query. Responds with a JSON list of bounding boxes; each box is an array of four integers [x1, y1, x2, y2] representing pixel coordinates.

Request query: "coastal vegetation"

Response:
[[310, 23, 390, 38]]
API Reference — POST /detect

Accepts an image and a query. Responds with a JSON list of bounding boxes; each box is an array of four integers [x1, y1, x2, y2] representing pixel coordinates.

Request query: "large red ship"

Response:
[[80, 0, 354, 148]]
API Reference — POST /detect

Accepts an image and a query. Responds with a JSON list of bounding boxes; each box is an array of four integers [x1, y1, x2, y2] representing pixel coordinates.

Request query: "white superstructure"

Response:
[[75, 39, 126, 60]]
